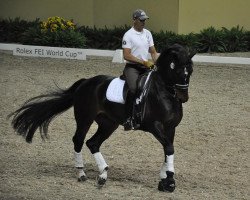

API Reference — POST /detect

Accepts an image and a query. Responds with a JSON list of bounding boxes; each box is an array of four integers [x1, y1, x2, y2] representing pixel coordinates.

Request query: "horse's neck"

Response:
[[151, 72, 175, 98], [145, 72, 182, 120]]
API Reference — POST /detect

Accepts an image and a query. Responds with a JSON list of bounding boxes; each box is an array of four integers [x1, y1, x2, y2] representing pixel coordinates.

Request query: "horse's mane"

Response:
[[157, 44, 186, 67], [156, 44, 195, 71]]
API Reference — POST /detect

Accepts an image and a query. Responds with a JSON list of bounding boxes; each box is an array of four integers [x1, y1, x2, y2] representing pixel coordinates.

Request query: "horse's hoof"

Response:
[[96, 177, 107, 189], [78, 175, 87, 182], [158, 178, 176, 192]]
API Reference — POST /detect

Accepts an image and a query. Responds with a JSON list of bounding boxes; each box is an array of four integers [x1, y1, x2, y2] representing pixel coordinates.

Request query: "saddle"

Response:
[[106, 71, 153, 125]]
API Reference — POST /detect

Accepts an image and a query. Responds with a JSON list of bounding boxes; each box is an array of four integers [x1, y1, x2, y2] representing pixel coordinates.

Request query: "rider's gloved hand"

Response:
[[143, 61, 154, 69]]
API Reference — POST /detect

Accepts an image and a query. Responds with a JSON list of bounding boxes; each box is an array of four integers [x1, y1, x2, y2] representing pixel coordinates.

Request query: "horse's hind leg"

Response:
[[72, 105, 95, 182], [72, 121, 92, 182], [86, 114, 118, 188]]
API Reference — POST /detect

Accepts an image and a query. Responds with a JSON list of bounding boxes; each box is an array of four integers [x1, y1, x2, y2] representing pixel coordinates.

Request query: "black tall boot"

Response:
[[123, 92, 140, 131]]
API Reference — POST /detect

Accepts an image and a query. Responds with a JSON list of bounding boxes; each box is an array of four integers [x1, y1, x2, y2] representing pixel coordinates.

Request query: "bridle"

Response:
[[154, 63, 190, 99]]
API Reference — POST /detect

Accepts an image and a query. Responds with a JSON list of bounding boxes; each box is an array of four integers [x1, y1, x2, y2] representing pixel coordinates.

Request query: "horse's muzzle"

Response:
[[175, 88, 189, 103]]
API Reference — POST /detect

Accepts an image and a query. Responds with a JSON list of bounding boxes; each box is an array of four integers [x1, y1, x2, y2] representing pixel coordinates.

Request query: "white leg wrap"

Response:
[[93, 152, 108, 173], [166, 155, 174, 173], [160, 162, 168, 179], [74, 151, 84, 168], [160, 155, 174, 179]]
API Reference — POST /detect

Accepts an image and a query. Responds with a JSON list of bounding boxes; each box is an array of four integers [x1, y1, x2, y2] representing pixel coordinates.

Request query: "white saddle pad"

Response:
[[106, 78, 125, 104]]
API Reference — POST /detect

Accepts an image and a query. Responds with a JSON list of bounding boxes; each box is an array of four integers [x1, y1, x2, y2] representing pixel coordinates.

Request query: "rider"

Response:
[[122, 9, 158, 131]]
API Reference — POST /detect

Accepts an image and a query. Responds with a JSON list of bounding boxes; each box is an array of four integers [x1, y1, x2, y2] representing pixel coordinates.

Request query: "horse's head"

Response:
[[156, 44, 195, 103]]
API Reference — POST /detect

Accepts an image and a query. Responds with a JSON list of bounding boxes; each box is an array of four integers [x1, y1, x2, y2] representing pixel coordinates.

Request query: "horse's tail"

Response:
[[8, 78, 86, 143]]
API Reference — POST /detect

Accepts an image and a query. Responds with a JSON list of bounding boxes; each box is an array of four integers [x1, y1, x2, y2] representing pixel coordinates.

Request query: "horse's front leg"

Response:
[[153, 122, 176, 192], [158, 152, 175, 192]]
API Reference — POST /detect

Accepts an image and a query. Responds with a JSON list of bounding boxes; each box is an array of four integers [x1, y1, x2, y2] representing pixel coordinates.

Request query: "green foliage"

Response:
[[246, 31, 250, 51], [22, 26, 86, 48], [0, 17, 86, 48], [195, 27, 227, 53], [221, 26, 248, 52], [0, 17, 40, 43], [152, 31, 176, 52], [78, 25, 129, 49], [177, 33, 199, 49], [0, 17, 249, 53], [153, 31, 198, 52], [21, 25, 43, 45]]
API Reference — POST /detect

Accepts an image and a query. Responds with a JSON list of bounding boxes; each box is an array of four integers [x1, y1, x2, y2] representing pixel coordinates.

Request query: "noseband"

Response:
[[175, 83, 189, 90], [166, 72, 190, 99]]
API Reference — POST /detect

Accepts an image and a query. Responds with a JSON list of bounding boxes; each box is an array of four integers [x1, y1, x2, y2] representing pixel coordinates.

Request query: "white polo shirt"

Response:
[[122, 27, 154, 62]]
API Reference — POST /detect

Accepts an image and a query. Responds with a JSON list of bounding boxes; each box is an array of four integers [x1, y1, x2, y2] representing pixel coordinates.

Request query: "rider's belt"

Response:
[[125, 63, 147, 70]]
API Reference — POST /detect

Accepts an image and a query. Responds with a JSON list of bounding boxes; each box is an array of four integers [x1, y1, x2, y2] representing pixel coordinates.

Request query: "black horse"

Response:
[[9, 44, 195, 192]]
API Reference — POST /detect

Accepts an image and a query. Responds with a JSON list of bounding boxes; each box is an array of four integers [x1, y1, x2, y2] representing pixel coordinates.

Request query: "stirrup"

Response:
[[132, 123, 140, 130], [123, 118, 140, 131], [123, 118, 133, 131]]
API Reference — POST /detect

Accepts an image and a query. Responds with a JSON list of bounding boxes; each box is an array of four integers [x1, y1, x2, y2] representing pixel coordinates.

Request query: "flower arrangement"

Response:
[[41, 16, 75, 32], [20, 16, 86, 48]]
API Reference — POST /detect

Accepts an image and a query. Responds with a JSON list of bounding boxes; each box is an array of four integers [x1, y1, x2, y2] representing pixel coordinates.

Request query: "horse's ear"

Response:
[[188, 48, 197, 59], [169, 44, 183, 57]]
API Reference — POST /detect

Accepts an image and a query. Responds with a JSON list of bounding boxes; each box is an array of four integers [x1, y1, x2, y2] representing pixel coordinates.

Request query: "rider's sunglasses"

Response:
[[139, 19, 146, 22]]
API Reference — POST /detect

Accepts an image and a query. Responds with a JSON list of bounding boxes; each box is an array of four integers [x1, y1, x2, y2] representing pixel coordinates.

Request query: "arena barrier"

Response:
[[0, 43, 249, 65]]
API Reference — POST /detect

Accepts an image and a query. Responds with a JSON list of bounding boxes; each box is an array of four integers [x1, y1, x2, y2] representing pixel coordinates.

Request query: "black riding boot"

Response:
[[123, 92, 140, 131]]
